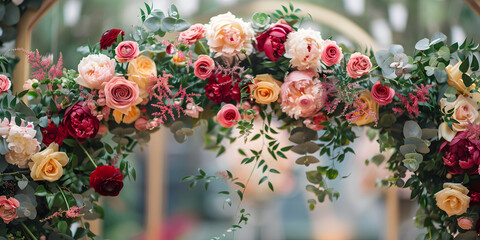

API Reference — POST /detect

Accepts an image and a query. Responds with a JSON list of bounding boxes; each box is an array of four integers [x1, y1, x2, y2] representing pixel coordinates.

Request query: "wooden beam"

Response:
[[12, 0, 58, 93], [466, 0, 480, 16]]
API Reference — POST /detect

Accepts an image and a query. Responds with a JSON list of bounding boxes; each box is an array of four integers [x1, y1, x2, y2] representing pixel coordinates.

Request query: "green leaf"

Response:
[[415, 38, 430, 50], [236, 190, 243, 200], [462, 73, 473, 87], [460, 59, 469, 73], [258, 176, 268, 185], [144, 16, 161, 32], [306, 170, 322, 184], [326, 169, 338, 180], [369, 154, 385, 166], [267, 181, 274, 192], [471, 55, 479, 71], [269, 169, 280, 174], [235, 182, 245, 188], [57, 221, 68, 234], [3, 4, 20, 26]]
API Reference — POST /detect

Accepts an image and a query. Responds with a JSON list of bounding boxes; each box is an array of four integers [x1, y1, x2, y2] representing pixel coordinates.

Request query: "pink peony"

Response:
[[280, 70, 326, 119], [371, 81, 395, 105], [347, 52, 372, 79], [104, 77, 142, 114], [76, 54, 116, 89], [440, 130, 480, 175], [0, 74, 11, 93], [194, 55, 215, 79], [255, 20, 294, 62], [216, 104, 241, 128], [0, 196, 20, 224], [115, 41, 140, 63], [321, 40, 343, 66], [284, 29, 323, 71], [178, 24, 206, 45]]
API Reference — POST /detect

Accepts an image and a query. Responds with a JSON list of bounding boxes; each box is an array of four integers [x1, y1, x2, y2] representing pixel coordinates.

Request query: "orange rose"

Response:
[[127, 55, 157, 98], [351, 90, 378, 126], [112, 106, 141, 124]]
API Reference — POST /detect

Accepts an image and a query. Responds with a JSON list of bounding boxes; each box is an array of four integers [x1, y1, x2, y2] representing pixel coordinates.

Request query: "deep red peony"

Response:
[[468, 180, 480, 207], [255, 20, 294, 62], [100, 29, 125, 50], [204, 74, 241, 104], [41, 123, 68, 146], [89, 165, 124, 196], [63, 102, 99, 143], [440, 130, 480, 175]]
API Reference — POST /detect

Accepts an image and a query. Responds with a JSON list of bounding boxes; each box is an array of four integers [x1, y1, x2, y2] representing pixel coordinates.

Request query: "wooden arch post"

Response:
[[12, 0, 58, 93]]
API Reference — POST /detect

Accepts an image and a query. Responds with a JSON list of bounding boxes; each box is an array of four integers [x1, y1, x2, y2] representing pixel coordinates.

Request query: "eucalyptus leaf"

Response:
[[3, 4, 20, 26], [403, 120, 422, 138], [144, 16, 161, 32], [399, 144, 416, 156], [415, 38, 430, 51], [369, 154, 385, 166], [430, 32, 447, 45], [295, 156, 319, 166], [291, 142, 320, 154], [403, 158, 420, 171]]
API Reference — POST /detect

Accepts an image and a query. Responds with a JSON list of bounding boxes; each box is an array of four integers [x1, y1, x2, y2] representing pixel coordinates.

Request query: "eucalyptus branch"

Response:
[[21, 222, 38, 240], [56, 184, 71, 210], [79, 142, 98, 168]]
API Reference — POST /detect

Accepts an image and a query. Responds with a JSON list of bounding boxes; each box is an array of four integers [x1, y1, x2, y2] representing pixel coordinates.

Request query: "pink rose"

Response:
[[216, 104, 241, 128], [104, 77, 142, 114], [321, 40, 343, 66], [0, 74, 11, 93], [347, 52, 372, 79], [134, 117, 149, 131], [371, 81, 395, 105], [194, 55, 215, 79], [115, 41, 140, 63], [178, 24, 206, 45], [458, 217, 473, 230], [0, 196, 20, 224]]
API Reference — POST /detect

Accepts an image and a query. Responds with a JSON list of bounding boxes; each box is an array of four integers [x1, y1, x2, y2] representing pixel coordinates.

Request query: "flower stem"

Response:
[[56, 184, 71, 210], [79, 143, 97, 168], [21, 222, 38, 240], [198, 41, 209, 55], [0, 170, 30, 176]]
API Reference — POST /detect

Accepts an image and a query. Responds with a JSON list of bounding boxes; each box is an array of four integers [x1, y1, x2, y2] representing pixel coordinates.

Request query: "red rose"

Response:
[[100, 29, 125, 50], [89, 165, 124, 196], [41, 123, 68, 146], [204, 74, 241, 104], [256, 20, 294, 62], [64, 102, 100, 143], [370, 81, 395, 105]]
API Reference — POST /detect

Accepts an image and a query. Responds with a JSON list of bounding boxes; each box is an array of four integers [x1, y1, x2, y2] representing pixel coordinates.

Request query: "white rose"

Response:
[[205, 12, 254, 58], [284, 28, 323, 72]]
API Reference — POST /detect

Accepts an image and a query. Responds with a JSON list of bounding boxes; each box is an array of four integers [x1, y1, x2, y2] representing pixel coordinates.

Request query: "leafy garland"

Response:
[[0, 3, 479, 240]]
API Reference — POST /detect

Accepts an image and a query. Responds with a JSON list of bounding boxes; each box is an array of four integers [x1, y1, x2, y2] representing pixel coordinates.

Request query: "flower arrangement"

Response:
[[0, 3, 479, 239]]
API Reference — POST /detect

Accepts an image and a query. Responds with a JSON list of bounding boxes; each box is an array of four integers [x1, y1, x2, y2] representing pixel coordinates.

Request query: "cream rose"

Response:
[[250, 74, 282, 104], [440, 95, 479, 132], [284, 28, 323, 72], [435, 183, 470, 217], [76, 54, 116, 89], [127, 55, 157, 98], [446, 61, 475, 96], [205, 12, 254, 58], [29, 143, 69, 182]]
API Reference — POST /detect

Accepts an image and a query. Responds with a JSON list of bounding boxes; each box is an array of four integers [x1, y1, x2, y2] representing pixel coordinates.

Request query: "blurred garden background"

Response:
[[2, 0, 480, 239]]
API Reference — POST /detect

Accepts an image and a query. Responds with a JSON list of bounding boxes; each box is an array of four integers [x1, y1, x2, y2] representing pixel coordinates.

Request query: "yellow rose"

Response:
[[440, 95, 479, 132], [127, 55, 157, 98], [250, 74, 282, 104], [351, 90, 379, 126], [446, 61, 475, 96], [113, 106, 141, 124], [435, 183, 470, 217], [29, 143, 69, 182]]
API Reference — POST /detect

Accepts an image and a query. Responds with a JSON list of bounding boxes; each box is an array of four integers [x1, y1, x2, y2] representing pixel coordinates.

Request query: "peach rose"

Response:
[[178, 24, 206, 45], [76, 54, 116, 89], [115, 41, 140, 63], [440, 95, 479, 132], [0, 196, 19, 224], [347, 52, 372, 79], [127, 55, 157, 98], [104, 77, 142, 114], [284, 29, 323, 71], [0, 74, 11, 93], [446, 61, 475, 96], [321, 40, 343, 66], [194, 55, 215, 79], [112, 106, 141, 124], [350, 90, 379, 126], [435, 183, 470, 217], [6, 123, 41, 167], [205, 12, 254, 58], [250, 74, 282, 104], [280, 70, 326, 118], [29, 143, 69, 182], [216, 104, 241, 128], [458, 217, 473, 230]]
